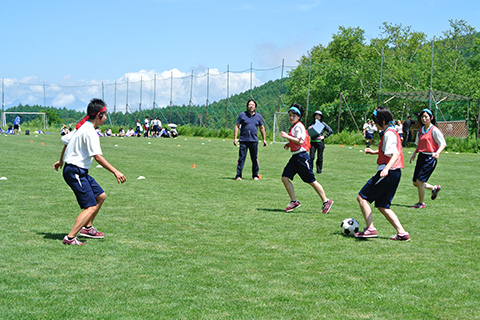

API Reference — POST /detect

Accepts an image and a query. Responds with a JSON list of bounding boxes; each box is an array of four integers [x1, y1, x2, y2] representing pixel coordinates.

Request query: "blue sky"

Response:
[[1, 0, 478, 110]]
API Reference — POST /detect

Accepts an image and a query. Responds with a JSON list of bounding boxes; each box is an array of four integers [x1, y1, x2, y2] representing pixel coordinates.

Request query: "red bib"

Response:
[[288, 122, 311, 152], [377, 127, 404, 169]]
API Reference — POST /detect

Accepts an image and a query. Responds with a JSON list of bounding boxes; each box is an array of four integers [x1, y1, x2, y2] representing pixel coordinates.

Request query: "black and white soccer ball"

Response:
[[340, 218, 360, 236]]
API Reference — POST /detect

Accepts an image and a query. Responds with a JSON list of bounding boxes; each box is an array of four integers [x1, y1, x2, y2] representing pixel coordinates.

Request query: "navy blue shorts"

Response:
[[63, 163, 104, 209], [358, 169, 401, 209], [282, 152, 316, 183], [365, 132, 374, 140], [413, 153, 437, 183]]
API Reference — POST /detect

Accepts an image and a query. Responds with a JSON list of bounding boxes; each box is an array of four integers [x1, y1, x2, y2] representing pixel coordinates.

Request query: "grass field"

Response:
[[1, 133, 479, 319]]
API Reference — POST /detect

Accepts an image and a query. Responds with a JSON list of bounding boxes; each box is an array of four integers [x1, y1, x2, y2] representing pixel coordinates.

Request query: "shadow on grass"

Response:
[[391, 202, 415, 208], [256, 208, 286, 212], [334, 231, 393, 240], [37, 232, 66, 241]]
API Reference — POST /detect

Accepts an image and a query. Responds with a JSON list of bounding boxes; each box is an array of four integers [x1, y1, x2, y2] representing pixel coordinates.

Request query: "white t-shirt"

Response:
[[377, 129, 399, 171], [62, 121, 103, 169]]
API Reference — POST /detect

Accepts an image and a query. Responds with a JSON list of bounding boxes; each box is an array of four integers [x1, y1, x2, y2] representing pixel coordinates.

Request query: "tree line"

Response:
[[4, 19, 479, 135]]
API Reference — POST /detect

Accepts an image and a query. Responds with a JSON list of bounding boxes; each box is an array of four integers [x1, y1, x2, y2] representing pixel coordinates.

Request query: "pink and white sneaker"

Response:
[[62, 236, 85, 245], [322, 199, 334, 214], [412, 202, 426, 209], [389, 233, 411, 241], [285, 201, 301, 212], [355, 228, 378, 238], [79, 226, 105, 239], [431, 185, 441, 200]]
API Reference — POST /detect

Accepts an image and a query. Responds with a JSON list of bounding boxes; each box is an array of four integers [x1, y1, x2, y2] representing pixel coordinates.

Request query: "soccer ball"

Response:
[[340, 218, 360, 236]]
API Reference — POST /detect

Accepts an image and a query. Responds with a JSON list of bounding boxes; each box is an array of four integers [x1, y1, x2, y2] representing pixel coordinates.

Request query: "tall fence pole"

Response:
[[226, 65, 229, 129], [169, 71, 173, 123], [114, 81, 117, 124], [206, 68, 210, 128], [250, 63, 253, 98], [477, 97, 480, 140], [139, 76, 143, 119], [377, 47, 384, 106], [306, 54, 312, 120], [43, 81, 46, 108], [429, 39, 434, 110], [153, 74, 156, 117], [1, 78, 4, 128], [337, 54, 346, 133], [126, 78, 129, 115], [278, 59, 285, 112], [189, 70, 193, 125]]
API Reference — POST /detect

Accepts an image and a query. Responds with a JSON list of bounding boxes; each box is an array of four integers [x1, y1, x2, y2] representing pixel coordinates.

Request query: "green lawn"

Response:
[[1, 133, 479, 319]]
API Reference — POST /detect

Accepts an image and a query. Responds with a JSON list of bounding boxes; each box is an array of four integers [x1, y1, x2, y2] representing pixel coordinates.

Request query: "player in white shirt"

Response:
[[53, 99, 126, 245]]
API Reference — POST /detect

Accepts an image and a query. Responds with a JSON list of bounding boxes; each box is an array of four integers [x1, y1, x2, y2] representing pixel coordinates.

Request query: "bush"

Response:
[[176, 125, 235, 138], [445, 135, 479, 153], [326, 130, 365, 146]]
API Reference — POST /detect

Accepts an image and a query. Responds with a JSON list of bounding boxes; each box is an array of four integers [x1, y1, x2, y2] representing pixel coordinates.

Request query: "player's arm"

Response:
[[432, 128, 446, 159], [380, 153, 399, 178], [364, 148, 378, 155], [259, 125, 267, 146], [94, 154, 126, 184], [53, 145, 67, 171], [233, 124, 240, 146], [280, 131, 303, 144]]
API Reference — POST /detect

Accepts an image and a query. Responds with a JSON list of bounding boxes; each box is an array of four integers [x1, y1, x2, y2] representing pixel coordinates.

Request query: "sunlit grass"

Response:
[[0, 133, 479, 319]]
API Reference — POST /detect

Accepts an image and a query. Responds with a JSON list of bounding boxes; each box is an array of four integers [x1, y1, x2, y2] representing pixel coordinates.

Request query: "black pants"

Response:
[[236, 142, 259, 179], [402, 129, 411, 147], [310, 140, 325, 174]]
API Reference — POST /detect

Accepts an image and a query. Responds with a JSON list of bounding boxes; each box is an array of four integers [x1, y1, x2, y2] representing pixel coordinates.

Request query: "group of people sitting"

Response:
[[59, 116, 178, 138], [90, 125, 178, 138], [119, 126, 177, 138], [0, 125, 15, 134], [132, 116, 178, 138]]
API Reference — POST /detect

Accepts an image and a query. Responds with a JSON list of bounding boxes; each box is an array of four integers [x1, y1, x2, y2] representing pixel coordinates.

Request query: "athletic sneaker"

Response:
[[389, 233, 411, 241], [322, 199, 334, 214], [355, 228, 378, 238], [431, 185, 441, 200], [285, 200, 301, 212], [79, 226, 105, 239], [62, 236, 85, 245], [412, 202, 426, 209]]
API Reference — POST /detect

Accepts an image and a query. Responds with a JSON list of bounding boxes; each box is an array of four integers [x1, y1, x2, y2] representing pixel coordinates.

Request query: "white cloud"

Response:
[[2, 67, 271, 112], [253, 41, 304, 68], [52, 93, 76, 107]]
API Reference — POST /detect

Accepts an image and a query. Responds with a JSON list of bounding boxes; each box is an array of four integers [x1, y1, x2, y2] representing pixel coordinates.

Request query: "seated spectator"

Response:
[[170, 127, 178, 138], [118, 127, 125, 137], [96, 126, 104, 137], [6, 125, 14, 134], [160, 127, 170, 137], [105, 128, 112, 137], [126, 127, 135, 137]]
